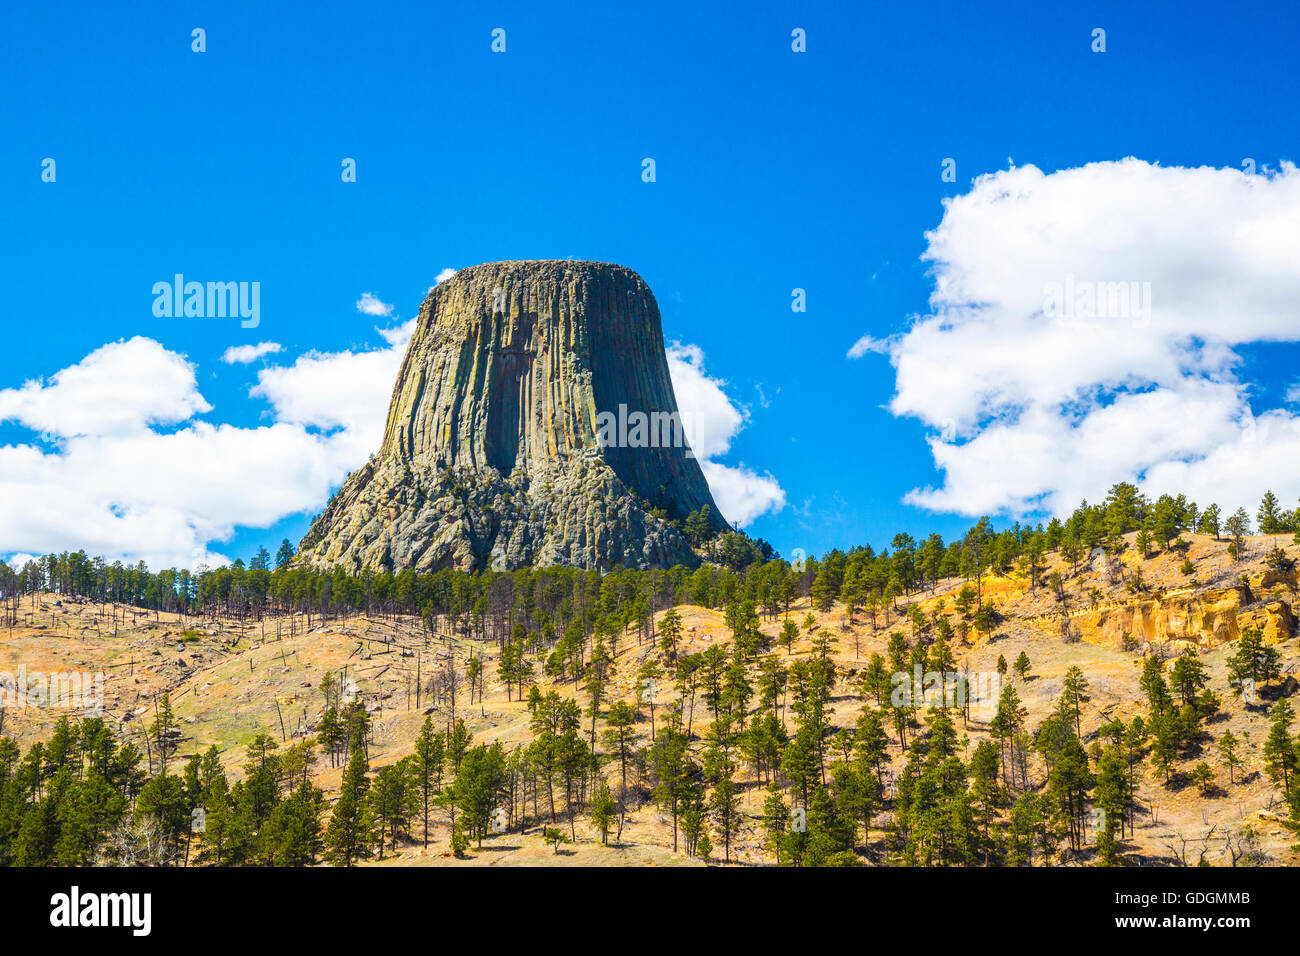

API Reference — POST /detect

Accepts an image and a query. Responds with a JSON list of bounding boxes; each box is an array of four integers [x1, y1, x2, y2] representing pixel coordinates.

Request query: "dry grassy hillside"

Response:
[[2, 530, 1298, 866]]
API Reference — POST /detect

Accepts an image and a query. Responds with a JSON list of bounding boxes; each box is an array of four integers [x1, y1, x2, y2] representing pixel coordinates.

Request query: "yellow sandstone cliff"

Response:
[[1043, 576, 1294, 651]]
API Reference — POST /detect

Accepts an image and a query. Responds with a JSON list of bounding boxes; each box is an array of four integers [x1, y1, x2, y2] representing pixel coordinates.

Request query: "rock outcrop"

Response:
[[1052, 583, 1294, 652], [298, 260, 726, 572]]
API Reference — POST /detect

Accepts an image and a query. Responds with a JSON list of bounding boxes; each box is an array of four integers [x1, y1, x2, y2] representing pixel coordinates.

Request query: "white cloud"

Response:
[[863, 158, 1300, 517], [250, 339, 408, 462], [0, 419, 364, 571], [667, 343, 785, 525], [699, 460, 787, 527], [220, 341, 283, 364], [666, 343, 744, 460], [426, 268, 458, 294], [846, 334, 890, 360], [355, 292, 394, 317], [0, 422, 355, 570], [0, 337, 211, 439], [377, 318, 416, 347], [0, 323, 410, 569]]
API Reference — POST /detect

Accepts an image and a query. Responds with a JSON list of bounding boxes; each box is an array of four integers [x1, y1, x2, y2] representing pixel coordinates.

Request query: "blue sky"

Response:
[[2, 0, 1299, 569]]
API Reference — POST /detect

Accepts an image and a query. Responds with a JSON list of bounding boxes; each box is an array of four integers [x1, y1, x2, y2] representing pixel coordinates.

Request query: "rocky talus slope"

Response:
[[298, 260, 726, 572]]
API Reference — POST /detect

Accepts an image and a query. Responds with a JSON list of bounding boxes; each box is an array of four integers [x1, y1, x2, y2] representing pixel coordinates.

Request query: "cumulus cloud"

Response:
[[666, 343, 745, 460], [377, 318, 416, 347], [0, 321, 412, 569], [220, 341, 283, 364], [250, 334, 409, 463], [860, 158, 1300, 517], [0, 337, 210, 439], [699, 461, 787, 527], [667, 343, 785, 525], [1, 422, 353, 571], [355, 292, 394, 317]]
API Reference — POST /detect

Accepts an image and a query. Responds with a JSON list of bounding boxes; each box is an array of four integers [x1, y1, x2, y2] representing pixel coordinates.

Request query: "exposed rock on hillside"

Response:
[[1048, 580, 1294, 651], [298, 260, 726, 572]]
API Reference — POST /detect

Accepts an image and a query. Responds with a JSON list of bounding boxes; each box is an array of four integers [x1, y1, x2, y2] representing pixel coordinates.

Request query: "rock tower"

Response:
[[297, 260, 726, 571]]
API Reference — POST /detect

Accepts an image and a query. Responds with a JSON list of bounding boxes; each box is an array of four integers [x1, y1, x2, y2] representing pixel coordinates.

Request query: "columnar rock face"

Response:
[[298, 260, 727, 572]]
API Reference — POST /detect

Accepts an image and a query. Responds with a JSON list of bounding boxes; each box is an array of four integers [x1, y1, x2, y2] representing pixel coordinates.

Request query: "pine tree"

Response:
[[637, 660, 662, 740], [779, 617, 799, 655], [1258, 490, 1283, 535], [602, 700, 636, 803], [1093, 746, 1129, 863], [990, 685, 1027, 787], [261, 780, 323, 866], [1060, 666, 1090, 737], [1013, 651, 1031, 682], [1149, 714, 1178, 785], [761, 783, 792, 866], [1218, 730, 1242, 786], [1198, 503, 1222, 540], [1263, 700, 1297, 795], [274, 538, 296, 569], [696, 829, 713, 862], [370, 758, 415, 857], [1139, 657, 1171, 716], [659, 607, 682, 661], [1224, 507, 1251, 560], [706, 762, 741, 863], [969, 739, 1002, 850], [148, 693, 177, 775], [589, 780, 616, 845], [810, 569, 836, 612], [650, 717, 691, 853], [1228, 627, 1282, 695], [325, 750, 372, 867], [1191, 762, 1215, 795], [1007, 793, 1042, 866], [134, 772, 188, 857], [411, 718, 443, 849], [1170, 649, 1208, 708], [195, 746, 239, 865], [446, 718, 472, 772], [452, 743, 510, 847]]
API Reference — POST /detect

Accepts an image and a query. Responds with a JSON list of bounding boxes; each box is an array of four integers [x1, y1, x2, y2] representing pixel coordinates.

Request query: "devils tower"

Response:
[[297, 260, 728, 572]]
